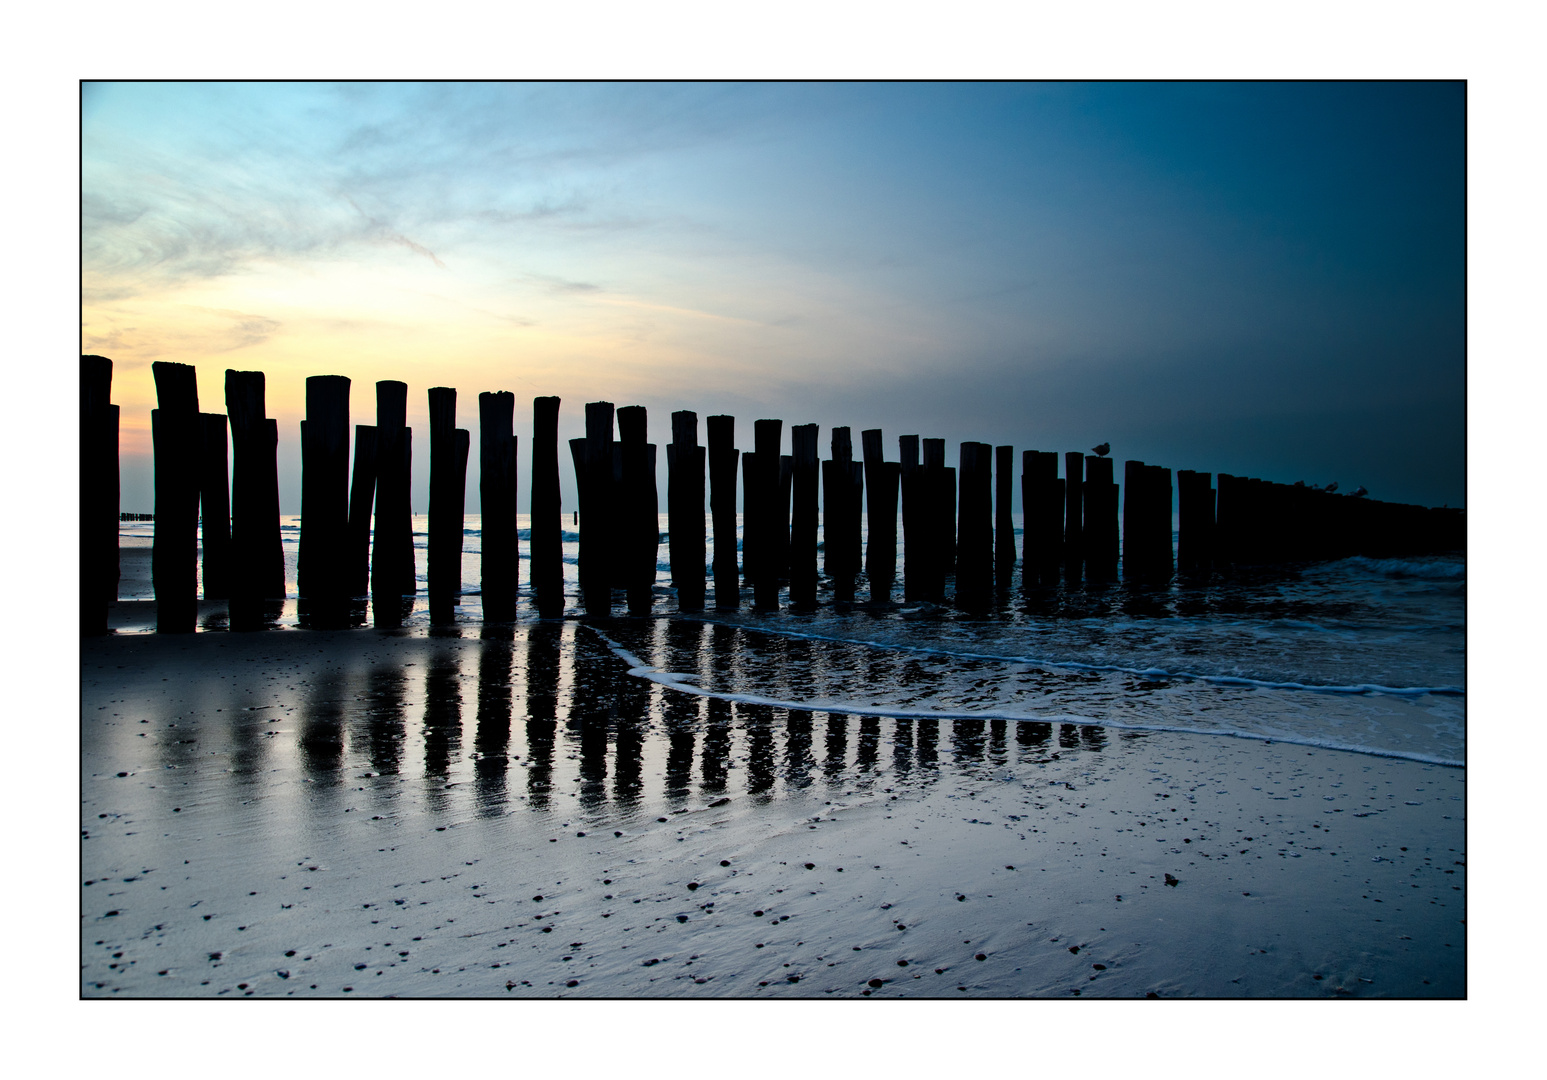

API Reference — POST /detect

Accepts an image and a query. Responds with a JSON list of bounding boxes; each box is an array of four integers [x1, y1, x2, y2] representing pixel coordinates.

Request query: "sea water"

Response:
[[115, 513, 1465, 767]]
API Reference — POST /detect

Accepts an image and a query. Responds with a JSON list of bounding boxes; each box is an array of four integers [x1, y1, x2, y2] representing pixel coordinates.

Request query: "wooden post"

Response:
[[617, 405, 658, 616], [994, 444, 1014, 591], [152, 362, 200, 632], [370, 381, 413, 625], [862, 429, 899, 603], [1084, 455, 1118, 582], [1122, 460, 1146, 580], [1063, 450, 1084, 579], [1177, 470, 1213, 577], [790, 423, 819, 608], [530, 396, 563, 618], [480, 391, 518, 621], [344, 425, 377, 598], [668, 411, 706, 612], [707, 415, 739, 609], [955, 442, 993, 608], [199, 413, 231, 599], [1020, 451, 1061, 587], [777, 453, 793, 583], [576, 401, 615, 616], [921, 438, 949, 601], [752, 418, 782, 610], [299, 375, 350, 621], [899, 435, 922, 601], [1151, 465, 1174, 578], [225, 371, 286, 629], [81, 355, 118, 634], [428, 387, 467, 624], [824, 427, 862, 602]]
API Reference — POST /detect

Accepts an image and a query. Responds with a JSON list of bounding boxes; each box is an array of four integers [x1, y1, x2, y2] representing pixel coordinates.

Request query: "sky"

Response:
[[81, 80, 1466, 512]]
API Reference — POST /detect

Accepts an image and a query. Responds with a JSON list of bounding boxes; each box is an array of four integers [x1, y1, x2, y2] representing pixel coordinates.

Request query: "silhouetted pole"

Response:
[[480, 391, 518, 621], [668, 410, 706, 612], [199, 413, 231, 599], [428, 387, 468, 624], [371, 380, 413, 626], [994, 444, 1014, 591], [81, 355, 118, 635], [862, 429, 900, 603], [824, 427, 862, 602], [530, 396, 564, 618], [790, 423, 820, 608], [1084, 455, 1118, 582], [1177, 469, 1214, 577], [777, 452, 793, 583], [1148, 464, 1174, 578], [707, 414, 740, 609], [151, 361, 200, 633], [1022, 450, 1062, 587], [345, 424, 377, 599], [1122, 460, 1146, 579], [618, 405, 658, 615], [299, 375, 351, 622], [574, 401, 615, 616], [922, 438, 951, 599], [899, 435, 923, 601], [955, 441, 993, 609], [1064, 450, 1084, 580], [752, 418, 782, 610]]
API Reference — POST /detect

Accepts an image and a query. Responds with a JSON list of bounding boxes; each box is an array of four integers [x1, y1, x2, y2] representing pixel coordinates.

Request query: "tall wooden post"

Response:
[[862, 429, 899, 603], [480, 391, 518, 621], [618, 405, 658, 616], [371, 380, 413, 626], [994, 444, 1014, 591], [81, 355, 118, 634], [199, 413, 231, 599], [668, 411, 706, 612], [899, 435, 923, 601], [1177, 469, 1213, 577], [226, 372, 286, 627], [345, 424, 377, 599], [152, 362, 200, 633], [1122, 460, 1146, 580], [921, 438, 950, 601], [428, 387, 467, 624], [1022, 451, 1062, 588], [790, 423, 820, 608], [1063, 450, 1084, 579], [299, 375, 350, 622], [575, 401, 615, 616], [1148, 464, 1174, 578], [707, 415, 739, 609], [1084, 455, 1118, 582], [530, 396, 564, 617], [955, 442, 993, 609], [752, 419, 782, 610], [824, 427, 862, 602]]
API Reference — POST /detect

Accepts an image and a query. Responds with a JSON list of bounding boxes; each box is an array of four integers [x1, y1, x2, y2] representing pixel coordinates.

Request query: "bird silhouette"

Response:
[[1323, 481, 1339, 494], [1091, 442, 1110, 457], [1350, 486, 1368, 498]]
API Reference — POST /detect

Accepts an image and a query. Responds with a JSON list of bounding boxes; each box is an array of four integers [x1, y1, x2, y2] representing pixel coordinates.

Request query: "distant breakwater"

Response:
[[79, 355, 1465, 634]]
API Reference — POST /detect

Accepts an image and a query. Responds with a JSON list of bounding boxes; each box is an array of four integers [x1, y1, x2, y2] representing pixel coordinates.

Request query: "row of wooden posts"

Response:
[[79, 356, 1465, 634]]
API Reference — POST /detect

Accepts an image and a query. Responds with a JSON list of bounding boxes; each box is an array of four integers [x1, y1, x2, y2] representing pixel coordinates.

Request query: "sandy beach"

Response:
[[81, 617, 1464, 999]]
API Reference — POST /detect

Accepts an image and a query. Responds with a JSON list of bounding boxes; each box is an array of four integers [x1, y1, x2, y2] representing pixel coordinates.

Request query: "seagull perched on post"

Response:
[[1350, 486, 1368, 498], [1091, 442, 1110, 457], [1323, 481, 1338, 494]]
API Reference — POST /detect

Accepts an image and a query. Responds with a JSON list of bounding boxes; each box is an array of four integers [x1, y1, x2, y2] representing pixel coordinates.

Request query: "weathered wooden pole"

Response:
[[574, 401, 615, 616], [1148, 464, 1174, 578], [81, 355, 118, 634], [1021, 451, 1062, 587], [1176, 470, 1213, 577], [790, 423, 820, 608], [479, 391, 518, 621], [776, 453, 793, 583], [899, 435, 923, 601], [1122, 460, 1146, 580], [920, 438, 950, 601], [345, 424, 377, 599], [530, 396, 564, 618], [707, 415, 740, 609], [618, 405, 658, 615], [198, 413, 231, 599], [1084, 455, 1118, 582], [823, 427, 862, 602], [299, 375, 351, 622], [371, 381, 413, 625], [1063, 450, 1084, 579], [955, 442, 993, 608], [226, 371, 286, 629], [862, 429, 900, 603], [994, 444, 1014, 591], [752, 418, 782, 610], [428, 387, 468, 624], [152, 362, 200, 632], [668, 411, 706, 612]]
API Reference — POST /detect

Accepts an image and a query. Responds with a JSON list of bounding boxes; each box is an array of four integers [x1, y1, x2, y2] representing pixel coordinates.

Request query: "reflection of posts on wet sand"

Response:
[[702, 696, 732, 795], [741, 701, 777, 799], [570, 627, 612, 809], [824, 713, 849, 783], [360, 662, 407, 779], [474, 628, 515, 815], [663, 677, 699, 803], [299, 667, 346, 776], [785, 709, 815, 789], [1015, 719, 1051, 759], [422, 645, 464, 809], [915, 717, 939, 770], [892, 718, 913, 777], [611, 638, 649, 810], [524, 623, 563, 810]]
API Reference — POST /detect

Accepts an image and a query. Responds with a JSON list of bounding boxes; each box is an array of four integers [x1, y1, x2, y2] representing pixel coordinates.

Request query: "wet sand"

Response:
[[80, 620, 1464, 998]]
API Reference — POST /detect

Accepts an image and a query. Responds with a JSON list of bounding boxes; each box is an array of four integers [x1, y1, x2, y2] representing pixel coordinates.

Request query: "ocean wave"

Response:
[[1333, 555, 1465, 580]]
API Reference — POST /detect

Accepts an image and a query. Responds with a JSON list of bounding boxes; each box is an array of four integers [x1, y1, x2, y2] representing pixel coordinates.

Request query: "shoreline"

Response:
[[82, 623, 1465, 998]]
